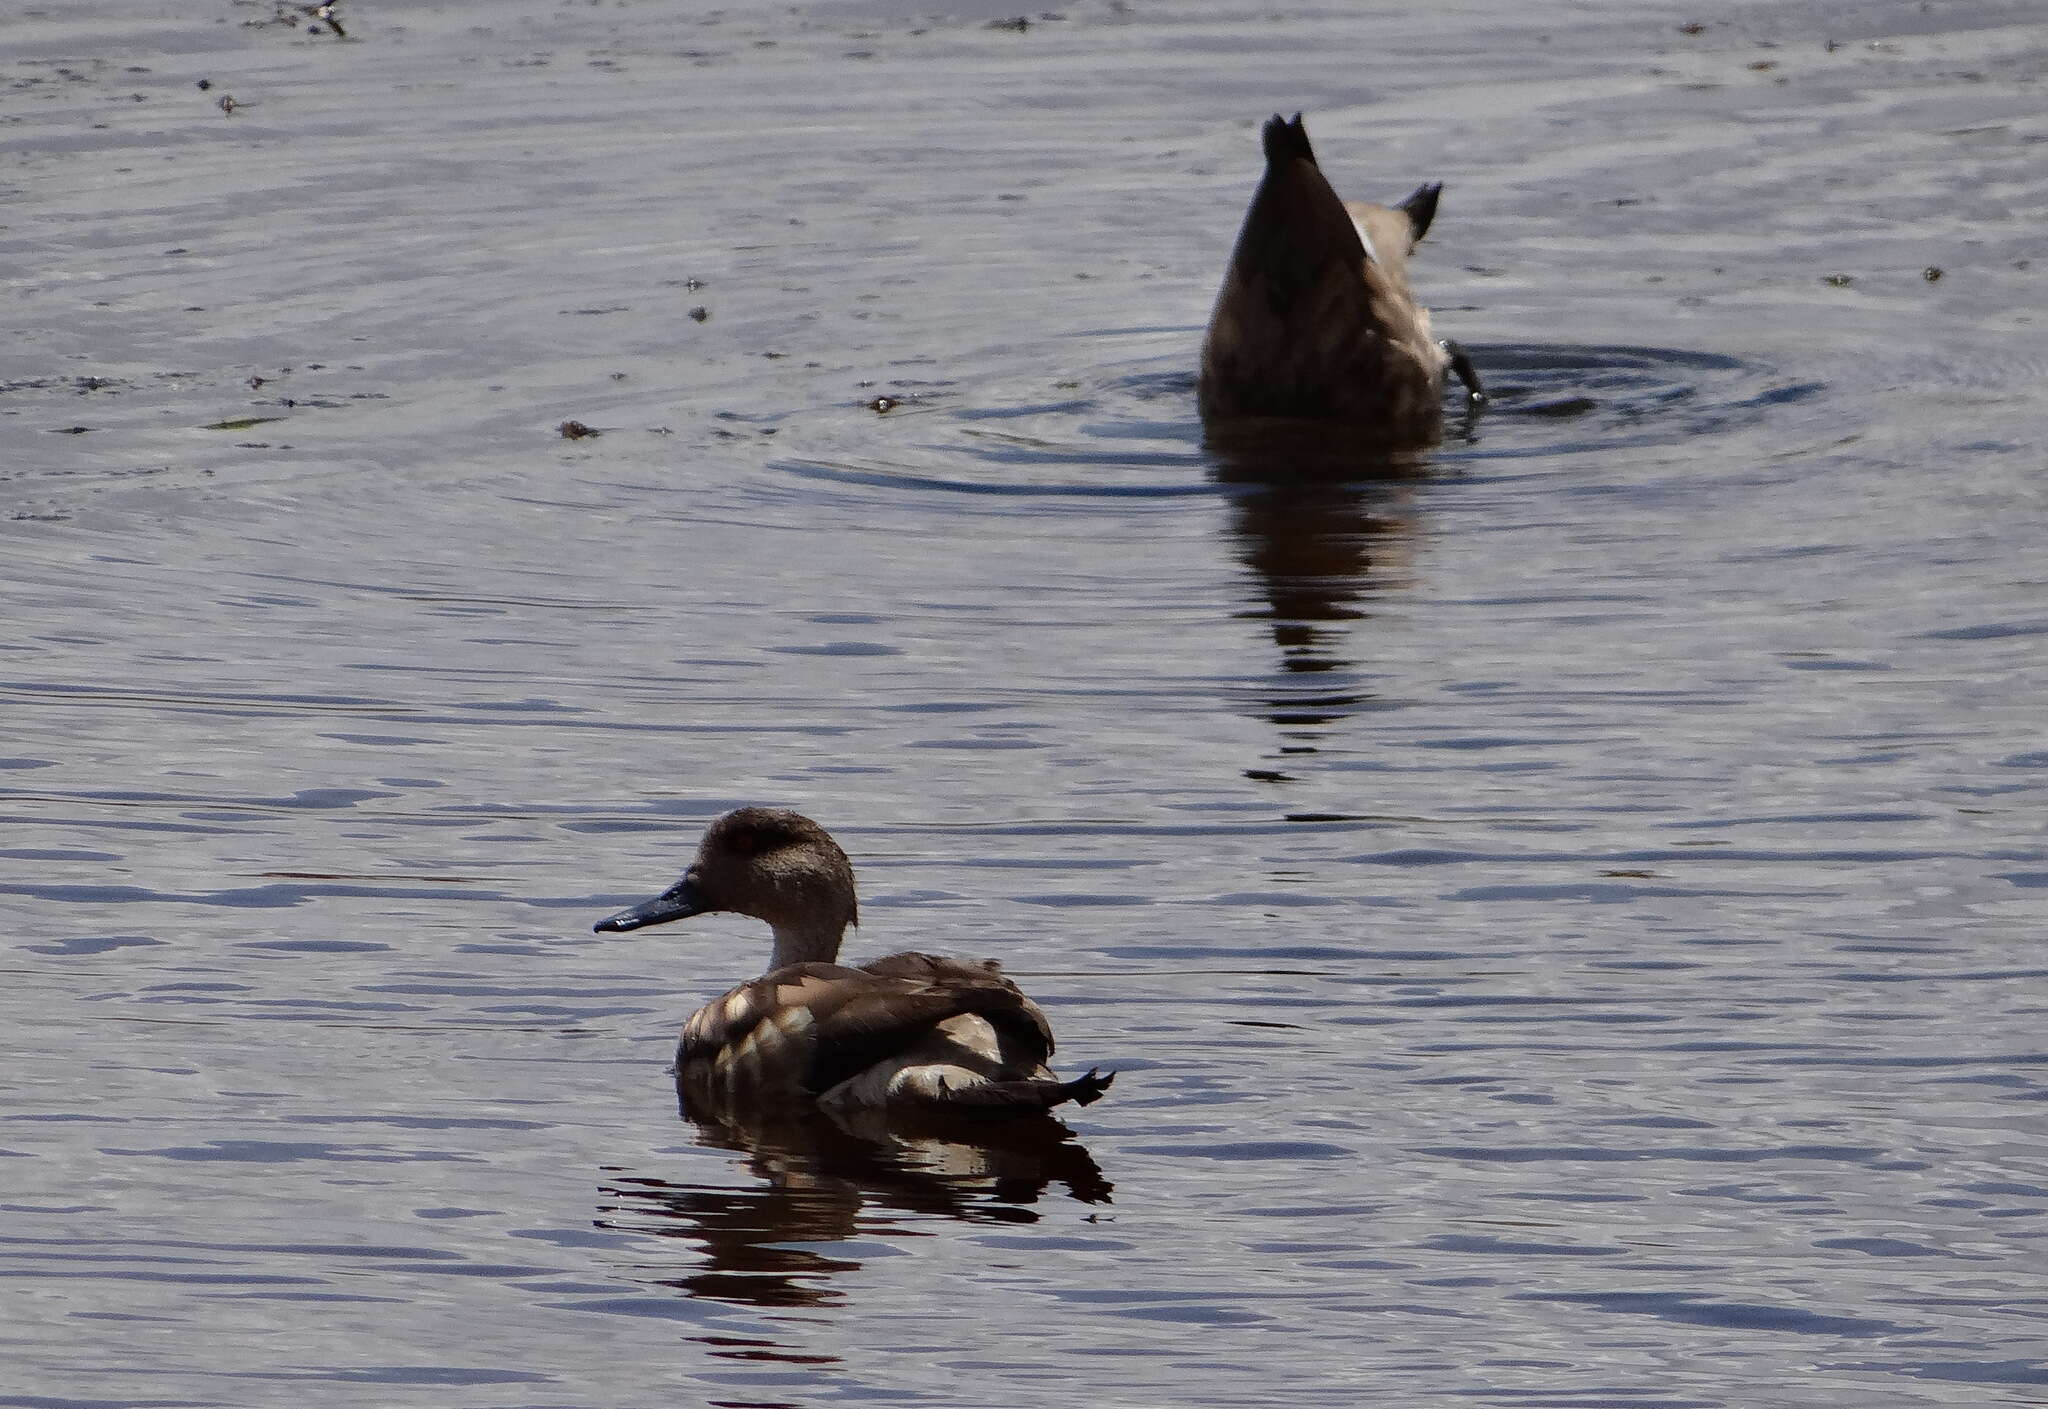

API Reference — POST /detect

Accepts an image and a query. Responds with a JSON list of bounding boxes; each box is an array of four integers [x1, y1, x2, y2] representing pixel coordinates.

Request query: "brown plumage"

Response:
[[594, 808, 1112, 1115], [1198, 113, 1470, 442]]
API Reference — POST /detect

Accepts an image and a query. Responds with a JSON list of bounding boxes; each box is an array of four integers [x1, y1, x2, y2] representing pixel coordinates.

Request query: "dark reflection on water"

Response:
[[1207, 428, 1429, 752], [596, 1085, 1110, 1313]]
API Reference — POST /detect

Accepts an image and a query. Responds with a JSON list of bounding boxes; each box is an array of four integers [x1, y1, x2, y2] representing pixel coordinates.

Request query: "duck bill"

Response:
[[594, 877, 708, 933]]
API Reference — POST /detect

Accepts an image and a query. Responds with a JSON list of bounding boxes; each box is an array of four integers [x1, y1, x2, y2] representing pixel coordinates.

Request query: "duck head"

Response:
[[594, 807, 859, 967]]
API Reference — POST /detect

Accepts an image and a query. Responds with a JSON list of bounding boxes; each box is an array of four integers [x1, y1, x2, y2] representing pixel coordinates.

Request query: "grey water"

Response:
[[4, 0, 2046, 1405]]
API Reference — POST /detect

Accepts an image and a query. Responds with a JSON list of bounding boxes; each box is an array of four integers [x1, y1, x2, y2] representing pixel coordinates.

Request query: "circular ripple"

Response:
[[771, 341, 1826, 508], [1452, 343, 1827, 461]]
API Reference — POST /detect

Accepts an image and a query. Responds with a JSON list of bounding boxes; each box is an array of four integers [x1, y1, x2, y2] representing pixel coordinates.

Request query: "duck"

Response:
[[594, 807, 1113, 1115], [1198, 113, 1481, 440]]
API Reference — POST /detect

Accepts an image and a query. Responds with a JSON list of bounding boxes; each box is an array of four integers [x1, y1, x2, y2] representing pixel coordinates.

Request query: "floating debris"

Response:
[[245, 2, 348, 37], [867, 396, 898, 414], [988, 16, 1030, 32], [1922, 266, 1944, 282], [205, 416, 280, 430], [687, 306, 709, 323], [1821, 274, 1855, 287], [558, 419, 600, 439]]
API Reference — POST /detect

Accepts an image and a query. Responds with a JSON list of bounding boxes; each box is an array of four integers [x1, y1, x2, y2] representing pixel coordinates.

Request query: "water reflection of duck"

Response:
[[1231, 471, 1416, 712], [1210, 442, 1422, 746], [1199, 113, 1479, 442], [598, 1099, 1110, 1311], [595, 808, 1113, 1114]]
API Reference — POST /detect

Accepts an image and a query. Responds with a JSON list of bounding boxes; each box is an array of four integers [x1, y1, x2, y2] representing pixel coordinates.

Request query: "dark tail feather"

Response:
[[1261, 112, 1315, 169], [1396, 182, 1442, 242], [1063, 1068, 1114, 1106]]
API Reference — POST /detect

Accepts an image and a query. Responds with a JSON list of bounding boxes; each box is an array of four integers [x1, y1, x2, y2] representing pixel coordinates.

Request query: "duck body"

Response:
[[677, 950, 1097, 1113], [1198, 113, 1468, 442], [595, 808, 1112, 1115]]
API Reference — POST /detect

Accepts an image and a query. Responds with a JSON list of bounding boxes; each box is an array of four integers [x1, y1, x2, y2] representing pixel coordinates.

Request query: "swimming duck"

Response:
[[1198, 113, 1480, 439], [594, 808, 1113, 1114]]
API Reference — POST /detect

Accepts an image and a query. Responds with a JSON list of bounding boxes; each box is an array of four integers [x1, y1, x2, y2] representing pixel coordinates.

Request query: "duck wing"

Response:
[[678, 956, 1064, 1102], [833, 954, 1111, 1110], [811, 952, 1058, 1095]]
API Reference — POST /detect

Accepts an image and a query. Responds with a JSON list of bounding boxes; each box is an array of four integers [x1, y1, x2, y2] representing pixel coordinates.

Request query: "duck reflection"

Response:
[[596, 1079, 1111, 1313], [1209, 424, 1439, 750]]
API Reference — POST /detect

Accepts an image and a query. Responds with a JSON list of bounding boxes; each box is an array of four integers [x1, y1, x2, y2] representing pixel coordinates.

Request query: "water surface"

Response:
[[5, 0, 2047, 1405]]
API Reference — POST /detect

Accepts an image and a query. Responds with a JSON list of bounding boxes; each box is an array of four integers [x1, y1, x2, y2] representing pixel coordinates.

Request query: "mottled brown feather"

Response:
[[678, 955, 1061, 1102], [1198, 113, 1452, 440]]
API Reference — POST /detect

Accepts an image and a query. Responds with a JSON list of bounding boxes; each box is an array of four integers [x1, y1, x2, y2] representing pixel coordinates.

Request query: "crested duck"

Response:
[[1198, 113, 1480, 439], [594, 808, 1113, 1114]]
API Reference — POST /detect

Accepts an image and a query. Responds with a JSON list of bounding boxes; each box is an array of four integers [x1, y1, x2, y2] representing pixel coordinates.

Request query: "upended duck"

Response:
[[594, 808, 1113, 1114], [1198, 113, 1480, 439]]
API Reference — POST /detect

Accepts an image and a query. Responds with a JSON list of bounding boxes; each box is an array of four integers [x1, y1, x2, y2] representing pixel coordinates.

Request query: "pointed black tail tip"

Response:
[[1068, 1068, 1116, 1106], [1399, 182, 1444, 242], [1260, 112, 1315, 167]]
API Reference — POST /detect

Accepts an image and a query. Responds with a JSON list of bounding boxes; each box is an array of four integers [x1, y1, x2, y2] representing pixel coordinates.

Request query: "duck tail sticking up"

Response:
[[1198, 111, 1467, 439], [1263, 108, 1317, 168]]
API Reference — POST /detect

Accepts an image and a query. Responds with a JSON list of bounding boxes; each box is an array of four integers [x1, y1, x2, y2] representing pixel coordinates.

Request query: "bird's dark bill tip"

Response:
[[591, 880, 706, 934]]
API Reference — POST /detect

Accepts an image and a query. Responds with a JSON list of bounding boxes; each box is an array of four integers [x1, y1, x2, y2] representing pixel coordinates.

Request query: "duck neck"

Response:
[[767, 919, 845, 971]]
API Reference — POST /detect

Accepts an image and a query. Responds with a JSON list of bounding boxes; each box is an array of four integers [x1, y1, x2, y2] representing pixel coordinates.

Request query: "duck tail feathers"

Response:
[[1061, 1067, 1115, 1107], [1261, 112, 1315, 168]]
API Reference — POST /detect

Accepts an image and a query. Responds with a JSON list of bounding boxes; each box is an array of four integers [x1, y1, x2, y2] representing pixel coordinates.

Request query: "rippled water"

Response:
[[6, 0, 2047, 1405]]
